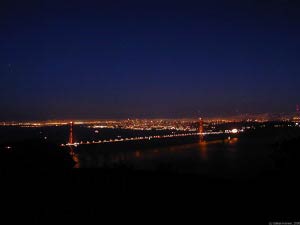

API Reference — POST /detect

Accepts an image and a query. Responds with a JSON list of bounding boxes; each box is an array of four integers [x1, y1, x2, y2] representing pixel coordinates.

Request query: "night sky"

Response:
[[1, 0, 300, 120]]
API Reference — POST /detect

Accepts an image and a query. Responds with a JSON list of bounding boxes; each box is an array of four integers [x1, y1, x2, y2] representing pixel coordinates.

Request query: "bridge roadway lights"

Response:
[[62, 131, 232, 146]]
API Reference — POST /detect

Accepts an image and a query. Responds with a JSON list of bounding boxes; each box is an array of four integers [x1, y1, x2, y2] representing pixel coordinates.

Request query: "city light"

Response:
[[231, 129, 238, 134]]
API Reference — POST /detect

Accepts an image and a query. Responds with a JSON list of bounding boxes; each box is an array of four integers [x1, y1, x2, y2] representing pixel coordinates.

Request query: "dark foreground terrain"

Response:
[[1, 135, 300, 224]]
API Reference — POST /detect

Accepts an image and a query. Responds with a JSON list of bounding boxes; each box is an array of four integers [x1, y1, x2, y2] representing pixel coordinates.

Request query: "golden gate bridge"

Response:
[[63, 118, 240, 147]]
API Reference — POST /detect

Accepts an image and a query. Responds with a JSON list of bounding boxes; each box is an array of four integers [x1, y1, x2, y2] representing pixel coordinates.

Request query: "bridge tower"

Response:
[[199, 118, 204, 142], [69, 122, 74, 145], [68, 121, 79, 167], [296, 104, 300, 123]]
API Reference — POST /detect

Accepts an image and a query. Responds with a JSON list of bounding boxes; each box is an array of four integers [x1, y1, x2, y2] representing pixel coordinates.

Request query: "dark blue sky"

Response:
[[1, 0, 300, 120]]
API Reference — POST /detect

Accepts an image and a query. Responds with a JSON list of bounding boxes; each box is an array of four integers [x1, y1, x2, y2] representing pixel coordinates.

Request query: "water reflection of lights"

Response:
[[135, 151, 141, 158], [199, 141, 208, 160], [228, 137, 238, 144], [68, 146, 80, 168], [222, 137, 239, 145]]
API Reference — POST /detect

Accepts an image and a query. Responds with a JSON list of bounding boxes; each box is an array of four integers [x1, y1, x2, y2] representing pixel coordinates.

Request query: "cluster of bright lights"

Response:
[[231, 129, 238, 134], [224, 129, 243, 134]]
